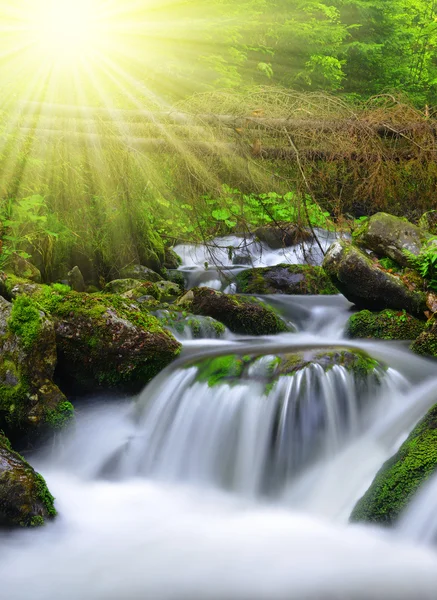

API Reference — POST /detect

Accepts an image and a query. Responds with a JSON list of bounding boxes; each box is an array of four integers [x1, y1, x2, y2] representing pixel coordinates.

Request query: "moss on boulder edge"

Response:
[[350, 403, 437, 526], [323, 240, 427, 316], [346, 309, 426, 341], [235, 264, 337, 295], [411, 314, 437, 357], [0, 432, 56, 527], [34, 288, 181, 390], [0, 295, 72, 436], [177, 287, 289, 335]]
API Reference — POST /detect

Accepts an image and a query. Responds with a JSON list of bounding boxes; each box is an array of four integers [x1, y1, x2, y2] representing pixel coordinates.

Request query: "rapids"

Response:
[[3, 238, 437, 599]]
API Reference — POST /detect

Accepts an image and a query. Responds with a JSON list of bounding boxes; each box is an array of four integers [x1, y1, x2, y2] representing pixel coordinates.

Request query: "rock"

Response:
[[165, 269, 186, 290], [350, 403, 437, 526], [105, 279, 161, 300], [235, 264, 337, 295], [67, 266, 85, 292], [34, 289, 181, 391], [155, 280, 181, 302], [232, 253, 253, 266], [254, 223, 313, 249], [346, 309, 426, 340], [411, 315, 437, 357], [119, 265, 162, 283], [419, 210, 437, 235], [163, 248, 182, 269], [0, 295, 73, 436], [156, 310, 226, 339], [9, 253, 41, 283], [178, 287, 289, 335], [323, 240, 426, 316], [354, 212, 424, 266], [0, 433, 56, 527]]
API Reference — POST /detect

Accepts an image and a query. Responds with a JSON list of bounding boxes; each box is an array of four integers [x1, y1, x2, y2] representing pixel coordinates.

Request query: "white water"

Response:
[[3, 250, 437, 598]]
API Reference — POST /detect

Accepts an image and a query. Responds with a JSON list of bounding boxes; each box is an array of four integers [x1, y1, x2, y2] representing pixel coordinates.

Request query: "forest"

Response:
[[2, 2, 437, 599]]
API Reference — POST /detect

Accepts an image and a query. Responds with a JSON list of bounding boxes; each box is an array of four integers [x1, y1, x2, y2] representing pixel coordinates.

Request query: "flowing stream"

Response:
[[3, 238, 437, 599]]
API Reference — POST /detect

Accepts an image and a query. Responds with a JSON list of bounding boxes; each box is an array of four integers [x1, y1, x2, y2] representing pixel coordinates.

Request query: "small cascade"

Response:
[[102, 345, 407, 498]]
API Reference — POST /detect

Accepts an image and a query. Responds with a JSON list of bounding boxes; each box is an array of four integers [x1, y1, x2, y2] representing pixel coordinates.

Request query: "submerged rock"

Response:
[[0, 433, 56, 527], [0, 295, 73, 436], [34, 289, 181, 390], [354, 212, 424, 266], [346, 309, 426, 341], [350, 403, 437, 526], [235, 264, 337, 295], [67, 266, 85, 293], [323, 240, 426, 316], [254, 223, 313, 249], [119, 265, 162, 283], [177, 287, 289, 335]]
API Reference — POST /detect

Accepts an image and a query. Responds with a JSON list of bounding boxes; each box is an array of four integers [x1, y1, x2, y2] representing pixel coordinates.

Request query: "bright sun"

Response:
[[33, 0, 103, 63]]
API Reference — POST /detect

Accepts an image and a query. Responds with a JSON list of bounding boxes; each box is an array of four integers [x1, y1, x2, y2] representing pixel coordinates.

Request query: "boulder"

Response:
[[350, 403, 437, 526], [235, 264, 337, 295], [155, 280, 181, 302], [419, 210, 437, 235], [67, 266, 85, 292], [354, 212, 424, 266], [323, 240, 426, 316], [177, 287, 289, 335], [163, 248, 182, 269], [105, 279, 161, 300], [165, 269, 186, 290], [9, 254, 41, 283], [346, 309, 426, 341], [34, 289, 181, 390], [0, 433, 56, 527], [119, 265, 162, 283], [254, 223, 313, 249], [411, 315, 437, 357], [156, 309, 226, 339], [0, 295, 73, 436]]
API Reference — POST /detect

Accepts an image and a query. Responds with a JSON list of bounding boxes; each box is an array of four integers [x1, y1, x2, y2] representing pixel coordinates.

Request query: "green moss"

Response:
[[378, 257, 402, 272], [347, 309, 426, 341], [195, 355, 246, 387], [34, 472, 56, 518], [44, 401, 74, 430], [235, 264, 338, 295], [30, 515, 45, 527], [7, 296, 42, 349], [350, 403, 437, 525]]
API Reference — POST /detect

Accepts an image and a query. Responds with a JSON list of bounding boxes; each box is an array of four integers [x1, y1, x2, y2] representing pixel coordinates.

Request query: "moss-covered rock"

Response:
[[105, 279, 161, 301], [254, 223, 313, 249], [9, 253, 41, 283], [178, 287, 289, 335], [419, 210, 437, 236], [34, 288, 181, 390], [346, 309, 426, 341], [323, 240, 427, 316], [0, 433, 56, 527], [156, 309, 226, 339], [350, 403, 437, 526], [353, 212, 424, 267], [411, 314, 437, 357], [155, 280, 181, 302], [235, 264, 338, 295], [163, 248, 182, 269], [0, 295, 72, 436], [119, 265, 162, 283], [165, 269, 186, 291], [67, 266, 85, 293]]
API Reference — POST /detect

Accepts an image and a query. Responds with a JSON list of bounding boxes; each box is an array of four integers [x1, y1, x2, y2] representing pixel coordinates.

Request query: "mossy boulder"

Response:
[[346, 309, 426, 341], [34, 288, 181, 390], [194, 348, 384, 389], [155, 280, 181, 302], [177, 287, 289, 335], [105, 279, 162, 301], [165, 269, 186, 291], [353, 212, 424, 267], [119, 265, 162, 283], [235, 264, 338, 295], [163, 248, 182, 269], [323, 240, 427, 316], [0, 433, 56, 527], [0, 295, 73, 436], [156, 309, 226, 339], [411, 315, 437, 357], [254, 223, 313, 249], [350, 403, 437, 526], [9, 254, 41, 283]]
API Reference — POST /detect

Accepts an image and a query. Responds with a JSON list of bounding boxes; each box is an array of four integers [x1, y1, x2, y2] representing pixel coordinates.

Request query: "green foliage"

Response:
[[8, 296, 42, 349], [404, 240, 437, 290]]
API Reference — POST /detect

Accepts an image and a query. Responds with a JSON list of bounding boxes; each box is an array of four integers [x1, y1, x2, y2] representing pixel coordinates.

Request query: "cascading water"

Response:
[[3, 240, 437, 599]]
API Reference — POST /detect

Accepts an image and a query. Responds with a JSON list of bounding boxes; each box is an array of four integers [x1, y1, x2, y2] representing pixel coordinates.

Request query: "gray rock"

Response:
[[67, 266, 85, 292], [119, 264, 163, 283]]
